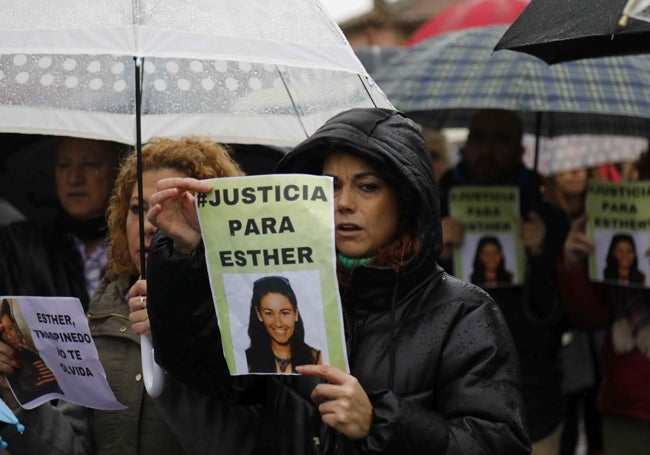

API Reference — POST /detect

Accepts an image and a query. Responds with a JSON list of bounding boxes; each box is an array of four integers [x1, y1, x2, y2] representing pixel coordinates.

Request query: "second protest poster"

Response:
[[449, 186, 524, 288], [586, 180, 650, 288], [197, 174, 348, 375]]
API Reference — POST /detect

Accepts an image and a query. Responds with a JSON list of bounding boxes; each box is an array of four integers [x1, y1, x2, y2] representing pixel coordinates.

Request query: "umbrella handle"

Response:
[[141, 334, 164, 398]]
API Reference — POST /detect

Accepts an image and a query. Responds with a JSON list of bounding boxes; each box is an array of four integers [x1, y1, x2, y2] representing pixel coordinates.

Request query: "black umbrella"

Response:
[[495, 0, 650, 63]]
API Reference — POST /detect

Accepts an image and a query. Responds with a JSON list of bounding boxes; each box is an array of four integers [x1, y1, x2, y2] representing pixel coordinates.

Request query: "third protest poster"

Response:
[[449, 186, 524, 288]]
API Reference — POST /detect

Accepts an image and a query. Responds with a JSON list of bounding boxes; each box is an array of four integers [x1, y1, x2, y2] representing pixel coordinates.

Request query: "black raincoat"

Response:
[[148, 108, 531, 454]]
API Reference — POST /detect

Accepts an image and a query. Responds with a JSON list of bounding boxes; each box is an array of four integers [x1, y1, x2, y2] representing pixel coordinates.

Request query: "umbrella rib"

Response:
[[357, 74, 379, 109], [275, 68, 310, 140]]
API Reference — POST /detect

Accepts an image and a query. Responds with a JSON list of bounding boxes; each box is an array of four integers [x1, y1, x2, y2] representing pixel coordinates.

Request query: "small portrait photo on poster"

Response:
[[465, 233, 517, 288], [224, 271, 328, 375], [595, 230, 649, 287], [0, 298, 63, 404]]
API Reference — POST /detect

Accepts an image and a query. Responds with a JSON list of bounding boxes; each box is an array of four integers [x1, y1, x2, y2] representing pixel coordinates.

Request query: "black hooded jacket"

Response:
[[147, 108, 531, 454]]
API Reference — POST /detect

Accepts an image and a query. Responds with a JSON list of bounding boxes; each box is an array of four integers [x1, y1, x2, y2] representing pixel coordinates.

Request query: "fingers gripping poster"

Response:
[[449, 186, 524, 288], [0, 297, 124, 410], [586, 180, 650, 288], [197, 174, 348, 375]]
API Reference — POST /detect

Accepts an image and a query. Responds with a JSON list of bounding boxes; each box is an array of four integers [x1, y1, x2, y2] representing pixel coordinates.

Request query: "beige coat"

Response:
[[88, 274, 185, 455]]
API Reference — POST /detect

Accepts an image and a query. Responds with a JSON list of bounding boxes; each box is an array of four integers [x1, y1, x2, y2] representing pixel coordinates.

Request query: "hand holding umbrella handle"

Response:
[[141, 334, 164, 398]]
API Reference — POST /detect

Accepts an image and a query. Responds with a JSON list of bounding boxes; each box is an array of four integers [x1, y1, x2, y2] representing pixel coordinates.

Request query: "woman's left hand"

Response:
[[295, 364, 372, 441], [128, 279, 151, 340]]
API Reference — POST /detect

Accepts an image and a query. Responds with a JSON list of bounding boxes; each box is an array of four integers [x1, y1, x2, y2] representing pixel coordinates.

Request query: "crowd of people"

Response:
[[0, 106, 647, 455]]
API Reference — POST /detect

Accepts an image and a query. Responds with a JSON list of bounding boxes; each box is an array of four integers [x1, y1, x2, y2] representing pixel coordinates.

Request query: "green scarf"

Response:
[[337, 253, 370, 273]]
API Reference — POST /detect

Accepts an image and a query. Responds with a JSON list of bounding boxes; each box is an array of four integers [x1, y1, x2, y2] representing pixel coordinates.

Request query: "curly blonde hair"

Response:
[[106, 137, 244, 277]]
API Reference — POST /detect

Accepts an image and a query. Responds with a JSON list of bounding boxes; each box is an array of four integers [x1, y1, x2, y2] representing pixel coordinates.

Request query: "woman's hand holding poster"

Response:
[[196, 174, 348, 375], [449, 186, 524, 288], [586, 180, 650, 288]]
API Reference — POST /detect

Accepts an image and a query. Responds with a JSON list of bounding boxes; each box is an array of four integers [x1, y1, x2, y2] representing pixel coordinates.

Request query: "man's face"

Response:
[[55, 138, 118, 221], [462, 110, 524, 184]]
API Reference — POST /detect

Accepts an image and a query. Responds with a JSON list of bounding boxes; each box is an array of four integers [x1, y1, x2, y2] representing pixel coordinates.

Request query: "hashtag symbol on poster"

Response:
[[197, 192, 207, 208]]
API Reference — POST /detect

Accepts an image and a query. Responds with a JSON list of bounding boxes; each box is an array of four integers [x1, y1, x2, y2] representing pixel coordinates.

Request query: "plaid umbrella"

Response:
[[374, 25, 650, 138]]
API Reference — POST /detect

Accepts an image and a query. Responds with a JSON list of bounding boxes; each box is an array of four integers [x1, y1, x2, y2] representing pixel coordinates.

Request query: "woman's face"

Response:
[[323, 152, 400, 258], [127, 168, 186, 274], [1, 313, 22, 349], [479, 243, 502, 272], [613, 240, 635, 270], [553, 169, 588, 197], [256, 293, 297, 346]]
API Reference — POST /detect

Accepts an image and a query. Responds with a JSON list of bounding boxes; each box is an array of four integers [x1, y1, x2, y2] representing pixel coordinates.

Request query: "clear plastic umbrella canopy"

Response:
[[0, 0, 391, 147]]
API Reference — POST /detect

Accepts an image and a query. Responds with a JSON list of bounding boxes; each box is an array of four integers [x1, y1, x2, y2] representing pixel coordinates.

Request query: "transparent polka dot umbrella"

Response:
[[0, 0, 391, 147], [0, 0, 392, 400]]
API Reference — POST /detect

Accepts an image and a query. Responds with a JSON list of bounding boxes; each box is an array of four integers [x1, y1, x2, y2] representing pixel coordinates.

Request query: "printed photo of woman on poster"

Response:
[[0, 299, 62, 404], [245, 275, 322, 374], [603, 233, 647, 286], [470, 236, 515, 288]]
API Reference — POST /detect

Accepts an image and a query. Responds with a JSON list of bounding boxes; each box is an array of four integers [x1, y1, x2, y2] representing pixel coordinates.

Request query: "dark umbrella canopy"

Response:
[[495, 0, 650, 63]]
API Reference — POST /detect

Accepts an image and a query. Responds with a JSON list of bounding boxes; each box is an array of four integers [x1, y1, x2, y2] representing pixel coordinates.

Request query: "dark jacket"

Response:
[[0, 210, 102, 311], [438, 161, 570, 441], [148, 108, 530, 454]]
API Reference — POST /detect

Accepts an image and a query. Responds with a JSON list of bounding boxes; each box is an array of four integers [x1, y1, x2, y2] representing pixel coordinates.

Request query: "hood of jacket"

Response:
[[276, 108, 442, 261]]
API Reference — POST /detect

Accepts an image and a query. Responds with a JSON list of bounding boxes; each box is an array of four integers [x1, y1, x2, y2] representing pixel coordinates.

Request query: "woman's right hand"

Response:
[[147, 177, 213, 254], [563, 213, 594, 269]]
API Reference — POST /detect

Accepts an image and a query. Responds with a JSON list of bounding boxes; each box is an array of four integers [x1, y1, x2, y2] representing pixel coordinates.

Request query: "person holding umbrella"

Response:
[[0, 137, 244, 453], [437, 108, 570, 454], [144, 107, 530, 454]]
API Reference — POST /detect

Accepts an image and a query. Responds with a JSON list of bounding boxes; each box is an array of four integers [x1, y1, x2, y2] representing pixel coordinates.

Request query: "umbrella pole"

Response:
[[531, 111, 541, 210], [135, 57, 146, 278], [135, 57, 165, 398], [523, 111, 557, 325]]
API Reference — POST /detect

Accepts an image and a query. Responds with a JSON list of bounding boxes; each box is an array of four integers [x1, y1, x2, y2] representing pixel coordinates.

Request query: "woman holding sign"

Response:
[[0, 137, 243, 453], [145, 108, 530, 454]]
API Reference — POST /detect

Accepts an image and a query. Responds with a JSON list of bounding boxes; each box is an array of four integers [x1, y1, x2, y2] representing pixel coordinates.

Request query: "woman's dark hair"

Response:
[[0, 299, 25, 347], [1, 299, 13, 320], [246, 276, 314, 372], [470, 236, 513, 285], [604, 233, 645, 283]]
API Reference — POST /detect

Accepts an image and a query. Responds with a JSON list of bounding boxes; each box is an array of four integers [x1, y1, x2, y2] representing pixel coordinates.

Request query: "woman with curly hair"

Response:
[[0, 137, 243, 454]]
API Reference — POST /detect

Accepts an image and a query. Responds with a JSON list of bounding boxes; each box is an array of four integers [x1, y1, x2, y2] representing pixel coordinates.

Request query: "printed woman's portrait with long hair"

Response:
[[470, 236, 514, 288], [245, 276, 322, 374], [603, 233, 646, 286], [0, 299, 62, 404]]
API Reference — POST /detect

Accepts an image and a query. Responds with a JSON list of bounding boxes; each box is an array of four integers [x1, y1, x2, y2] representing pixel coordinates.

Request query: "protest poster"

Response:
[[0, 297, 124, 410], [449, 186, 524, 288], [197, 174, 348, 375], [586, 180, 650, 288]]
